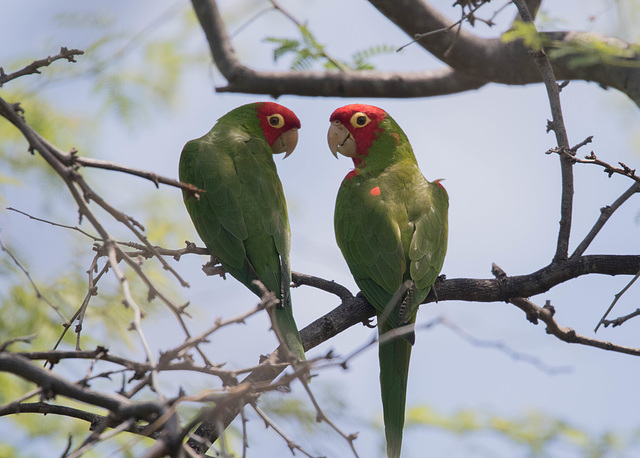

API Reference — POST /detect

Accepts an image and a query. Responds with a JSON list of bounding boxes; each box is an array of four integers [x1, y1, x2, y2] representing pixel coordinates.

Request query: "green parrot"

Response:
[[328, 104, 448, 458], [179, 101, 305, 364]]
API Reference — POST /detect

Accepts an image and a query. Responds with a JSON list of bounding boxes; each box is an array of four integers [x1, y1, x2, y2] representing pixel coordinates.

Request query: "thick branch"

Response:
[[0, 353, 183, 453], [190, 0, 640, 105], [190, 0, 485, 97], [188, 254, 640, 452], [368, 0, 640, 105]]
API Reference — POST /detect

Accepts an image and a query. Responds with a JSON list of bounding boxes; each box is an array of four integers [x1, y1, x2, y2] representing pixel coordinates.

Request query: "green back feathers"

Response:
[[179, 103, 305, 362], [180, 116, 289, 299], [331, 104, 449, 458]]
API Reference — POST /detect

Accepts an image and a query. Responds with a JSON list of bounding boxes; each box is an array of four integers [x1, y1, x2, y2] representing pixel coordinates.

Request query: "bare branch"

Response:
[[292, 271, 354, 301], [595, 270, 640, 332], [251, 403, 318, 458], [512, 0, 573, 262], [71, 154, 203, 194], [571, 182, 640, 258], [188, 0, 640, 103], [0, 238, 68, 321], [190, 0, 486, 98], [510, 297, 640, 357], [0, 47, 84, 87], [548, 148, 640, 184], [602, 306, 640, 329]]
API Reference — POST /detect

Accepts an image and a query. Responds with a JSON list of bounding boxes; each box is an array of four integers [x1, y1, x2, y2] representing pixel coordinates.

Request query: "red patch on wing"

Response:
[[370, 186, 381, 196], [256, 102, 301, 146], [329, 104, 386, 167], [434, 179, 446, 190]]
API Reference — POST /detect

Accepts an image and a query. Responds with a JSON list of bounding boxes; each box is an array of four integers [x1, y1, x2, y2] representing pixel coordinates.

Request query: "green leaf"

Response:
[[502, 20, 545, 50]]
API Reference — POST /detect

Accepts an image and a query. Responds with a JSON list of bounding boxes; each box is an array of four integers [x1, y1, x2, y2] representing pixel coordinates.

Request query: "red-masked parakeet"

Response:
[[179, 102, 305, 363], [328, 104, 448, 458]]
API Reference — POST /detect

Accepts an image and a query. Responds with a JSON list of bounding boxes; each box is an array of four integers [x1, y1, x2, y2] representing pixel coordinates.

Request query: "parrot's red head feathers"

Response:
[[255, 102, 301, 147], [329, 104, 386, 158]]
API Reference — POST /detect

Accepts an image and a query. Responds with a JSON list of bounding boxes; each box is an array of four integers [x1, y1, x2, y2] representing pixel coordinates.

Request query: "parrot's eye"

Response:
[[350, 112, 371, 128], [267, 114, 285, 128]]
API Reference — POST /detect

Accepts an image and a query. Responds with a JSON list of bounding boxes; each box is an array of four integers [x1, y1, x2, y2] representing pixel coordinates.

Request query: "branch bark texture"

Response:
[[191, 0, 640, 106]]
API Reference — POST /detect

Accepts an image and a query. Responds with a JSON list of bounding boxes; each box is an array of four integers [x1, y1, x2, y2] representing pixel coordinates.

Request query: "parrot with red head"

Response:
[[179, 102, 305, 363], [328, 104, 448, 458]]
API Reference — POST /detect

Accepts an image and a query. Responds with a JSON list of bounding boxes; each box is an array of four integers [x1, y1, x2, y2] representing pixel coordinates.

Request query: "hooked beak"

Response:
[[327, 121, 356, 158], [271, 128, 299, 158]]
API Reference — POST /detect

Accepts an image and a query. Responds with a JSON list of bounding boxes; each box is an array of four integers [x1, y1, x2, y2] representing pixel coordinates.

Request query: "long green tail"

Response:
[[378, 318, 413, 458], [273, 304, 305, 362]]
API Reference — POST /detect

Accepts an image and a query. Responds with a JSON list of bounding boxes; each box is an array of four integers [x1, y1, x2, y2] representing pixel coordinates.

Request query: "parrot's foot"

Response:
[[355, 291, 377, 327], [362, 317, 377, 328]]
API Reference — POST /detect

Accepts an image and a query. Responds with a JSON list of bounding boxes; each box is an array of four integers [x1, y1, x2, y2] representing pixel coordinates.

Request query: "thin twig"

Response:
[[595, 270, 640, 332], [0, 47, 84, 87], [71, 155, 203, 194], [250, 403, 317, 458], [547, 147, 640, 184], [512, 0, 574, 262], [0, 239, 68, 321], [571, 182, 640, 258], [300, 381, 360, 457], [397, 0, 493, 52], [6, 207, 101, 241]]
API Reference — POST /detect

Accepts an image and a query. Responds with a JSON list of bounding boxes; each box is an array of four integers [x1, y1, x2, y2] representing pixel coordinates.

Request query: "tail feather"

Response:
[[379, 318, 413, 458], [273, 305, 306, 362]]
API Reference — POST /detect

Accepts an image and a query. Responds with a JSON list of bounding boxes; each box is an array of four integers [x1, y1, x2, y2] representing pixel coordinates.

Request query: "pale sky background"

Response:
[[1, 1, 640, 457]]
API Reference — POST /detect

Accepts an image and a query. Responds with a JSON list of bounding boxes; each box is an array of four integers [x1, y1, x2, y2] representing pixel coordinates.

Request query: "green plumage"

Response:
[[179, 103, 305, 362], [332, 105, 448, 457]]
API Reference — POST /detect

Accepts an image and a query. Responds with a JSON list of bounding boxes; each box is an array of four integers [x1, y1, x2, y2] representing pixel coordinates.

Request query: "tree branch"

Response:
[[0, 47, 84, 87], [190, 0, 486, 98], [189, 0, 640, 105], [187, 254, 640, 451], [511, 0, 573, 262]]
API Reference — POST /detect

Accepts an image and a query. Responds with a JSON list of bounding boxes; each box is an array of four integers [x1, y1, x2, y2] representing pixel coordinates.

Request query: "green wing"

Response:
[[335, 164, 448, 322], [334, 162, 448, 458], [180, 130, 286, 294], [179, 123, 303, 360]]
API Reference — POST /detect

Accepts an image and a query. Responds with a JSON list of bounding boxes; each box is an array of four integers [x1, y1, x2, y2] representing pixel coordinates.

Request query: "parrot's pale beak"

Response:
[[327, 121, 356, 158], [272, 128, 299, 158]]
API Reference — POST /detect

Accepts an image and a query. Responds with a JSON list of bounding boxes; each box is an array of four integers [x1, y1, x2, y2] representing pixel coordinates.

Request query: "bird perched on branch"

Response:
[[328, 104, 448, 458], [179, 102, 305, 363]]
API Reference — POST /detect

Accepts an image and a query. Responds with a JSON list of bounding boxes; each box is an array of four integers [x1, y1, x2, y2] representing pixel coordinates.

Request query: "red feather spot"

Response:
[[370, 186, 381, 196]]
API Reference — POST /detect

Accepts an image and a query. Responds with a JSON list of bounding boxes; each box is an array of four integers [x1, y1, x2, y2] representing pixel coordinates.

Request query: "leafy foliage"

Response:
[[549, 35, 640, 69], [265, 24, 395, 71], [502, 20, 640, 69], [406, 406, 638, 457], [502, 20, 545, 50]]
